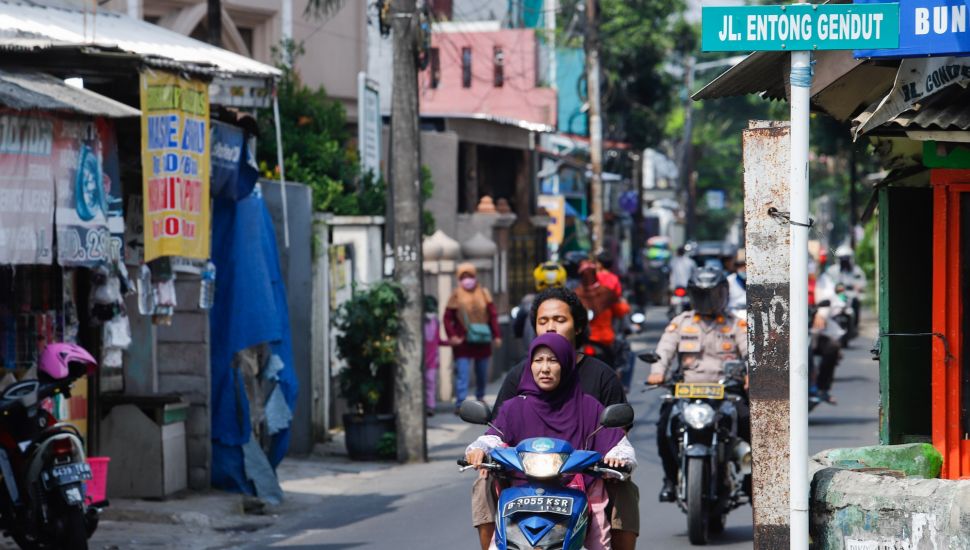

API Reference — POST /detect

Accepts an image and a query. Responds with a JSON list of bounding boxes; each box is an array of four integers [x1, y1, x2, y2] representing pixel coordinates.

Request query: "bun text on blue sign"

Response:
[[702, 3, 900, 52], [855, 0, 970, 58]]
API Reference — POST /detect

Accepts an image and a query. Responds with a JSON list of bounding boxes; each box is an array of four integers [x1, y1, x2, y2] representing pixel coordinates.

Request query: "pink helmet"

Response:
[[39, 343, 97, 380]]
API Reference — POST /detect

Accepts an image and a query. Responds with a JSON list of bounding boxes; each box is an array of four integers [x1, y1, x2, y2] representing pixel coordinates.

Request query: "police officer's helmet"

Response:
[[687, 266, 729, 316]]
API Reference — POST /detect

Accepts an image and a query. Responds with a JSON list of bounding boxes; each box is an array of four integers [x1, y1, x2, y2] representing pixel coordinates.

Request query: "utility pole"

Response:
[[206, 0, 221, 46], [849, 146, 858, 249], [390, 0, 426, 463], [584, 0, 604, 253]]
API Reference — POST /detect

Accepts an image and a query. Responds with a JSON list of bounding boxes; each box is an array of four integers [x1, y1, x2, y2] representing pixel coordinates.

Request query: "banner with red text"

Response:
[[140, 70, 210, 261]]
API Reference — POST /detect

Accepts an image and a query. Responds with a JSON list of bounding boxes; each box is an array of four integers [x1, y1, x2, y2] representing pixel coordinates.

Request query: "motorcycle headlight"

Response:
[[683, 402, 716, 430], [519, 453, 567, 478]]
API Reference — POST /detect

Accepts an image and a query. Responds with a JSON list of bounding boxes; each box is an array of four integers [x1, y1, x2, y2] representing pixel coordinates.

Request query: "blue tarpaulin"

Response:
[[209, 190, 298, 495]]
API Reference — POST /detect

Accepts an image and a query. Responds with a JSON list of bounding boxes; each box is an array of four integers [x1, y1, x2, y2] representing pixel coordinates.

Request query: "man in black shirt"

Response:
[[470, 287, 639, 550]]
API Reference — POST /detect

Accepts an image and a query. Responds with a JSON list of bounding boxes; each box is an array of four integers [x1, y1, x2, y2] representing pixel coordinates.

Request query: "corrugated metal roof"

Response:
[[888, 98, 970, 131], [0, 0, 280, 78], [691, 51, 788, 101], [0, 68, 139, 117]]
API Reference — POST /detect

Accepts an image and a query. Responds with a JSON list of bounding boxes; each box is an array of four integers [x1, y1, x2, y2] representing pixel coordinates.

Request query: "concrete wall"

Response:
[[155, 274, 210, 490]]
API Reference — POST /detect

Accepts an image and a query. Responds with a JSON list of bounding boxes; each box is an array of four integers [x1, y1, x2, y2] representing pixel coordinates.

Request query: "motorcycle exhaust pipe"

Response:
[[734, 441, 752, 476]]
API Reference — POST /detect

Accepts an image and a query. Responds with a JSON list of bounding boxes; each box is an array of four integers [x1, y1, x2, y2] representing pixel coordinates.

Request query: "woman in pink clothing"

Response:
[[424, 295, 449, 417]]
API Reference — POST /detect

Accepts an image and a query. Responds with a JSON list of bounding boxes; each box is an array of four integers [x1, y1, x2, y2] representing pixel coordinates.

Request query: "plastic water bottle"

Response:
[[199, 261, 217, 310], [137, 264, 154, 315]]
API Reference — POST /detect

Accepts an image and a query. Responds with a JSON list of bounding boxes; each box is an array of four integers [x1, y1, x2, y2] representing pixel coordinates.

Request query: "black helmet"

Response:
[[688, 266, 729, 316]]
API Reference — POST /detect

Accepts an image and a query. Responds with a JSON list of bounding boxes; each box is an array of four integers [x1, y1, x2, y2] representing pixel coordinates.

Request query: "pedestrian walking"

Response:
[[444, 262, 501, 412], [423, 295, 449, 417]]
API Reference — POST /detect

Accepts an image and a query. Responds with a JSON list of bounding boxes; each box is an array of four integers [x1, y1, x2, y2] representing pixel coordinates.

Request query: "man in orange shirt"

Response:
[[596, 251, 622, 298], [576, 261, 630, 366]]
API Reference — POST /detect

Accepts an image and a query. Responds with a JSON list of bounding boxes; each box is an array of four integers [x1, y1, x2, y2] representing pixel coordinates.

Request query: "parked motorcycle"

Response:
[[0, 344, 103, 550], [641, 353, 751, 545], [458, 400, 634, 550]]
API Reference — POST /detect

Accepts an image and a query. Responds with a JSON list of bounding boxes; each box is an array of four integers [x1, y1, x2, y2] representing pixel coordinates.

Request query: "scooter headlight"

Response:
[[683, 402, 716, 430], [519, 453, 567, 478]]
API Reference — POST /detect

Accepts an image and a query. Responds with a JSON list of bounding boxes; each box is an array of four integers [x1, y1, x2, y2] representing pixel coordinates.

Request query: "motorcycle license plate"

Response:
[[502, 496, 574, 517], [42, 463, 92, 489], [674, 383, 725, 400]]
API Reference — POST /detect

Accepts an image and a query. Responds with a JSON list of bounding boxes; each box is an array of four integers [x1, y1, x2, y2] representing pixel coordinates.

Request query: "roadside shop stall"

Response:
[[0, 70, 140, 442], [0, 0, 297, 498]]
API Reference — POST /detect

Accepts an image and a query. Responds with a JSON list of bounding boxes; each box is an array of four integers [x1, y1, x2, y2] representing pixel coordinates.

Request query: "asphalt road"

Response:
[[245, 306, 879, 549]]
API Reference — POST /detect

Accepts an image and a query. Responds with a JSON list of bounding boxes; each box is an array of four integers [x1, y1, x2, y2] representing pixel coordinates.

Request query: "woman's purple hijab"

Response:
[[487, 333, 624, 456]]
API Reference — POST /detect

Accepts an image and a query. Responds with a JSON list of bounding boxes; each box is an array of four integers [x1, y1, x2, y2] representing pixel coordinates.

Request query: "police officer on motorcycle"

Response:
[[646, 267, 749, 502]]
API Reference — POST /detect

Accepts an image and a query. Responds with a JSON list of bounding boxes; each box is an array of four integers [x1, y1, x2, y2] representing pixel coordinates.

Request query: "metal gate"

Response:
[[508, 221, 547, 307]]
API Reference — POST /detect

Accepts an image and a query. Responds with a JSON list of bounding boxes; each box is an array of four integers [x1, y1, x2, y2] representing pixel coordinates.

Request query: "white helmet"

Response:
[[835, 245, 853, 259]]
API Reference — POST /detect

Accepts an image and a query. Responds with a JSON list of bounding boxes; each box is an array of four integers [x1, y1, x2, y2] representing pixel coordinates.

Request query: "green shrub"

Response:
[[333, 281, 406, 414]]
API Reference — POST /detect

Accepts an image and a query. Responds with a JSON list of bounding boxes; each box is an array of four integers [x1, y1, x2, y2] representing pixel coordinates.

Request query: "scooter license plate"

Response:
[[674, 383, 725, 400], [502, 496, 574, 517], [43, 463, 92, 489]]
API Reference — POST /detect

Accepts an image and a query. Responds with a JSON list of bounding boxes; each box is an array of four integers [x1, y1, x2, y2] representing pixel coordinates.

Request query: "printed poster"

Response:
[[0, 112, 55, 264], [140, 70, 210, 262], [53, 117, 123, 267]]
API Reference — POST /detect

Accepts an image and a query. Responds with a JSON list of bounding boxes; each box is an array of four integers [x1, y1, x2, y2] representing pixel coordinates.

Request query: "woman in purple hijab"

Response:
[[465, 332, 637, 549]]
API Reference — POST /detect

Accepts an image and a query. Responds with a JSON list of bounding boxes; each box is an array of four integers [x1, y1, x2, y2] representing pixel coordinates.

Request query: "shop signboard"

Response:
[[537, 194, 566, 250], [54, 118, 123, 267], [854, 55, 970, 136], [357, 72, 381, 180], [701, 3, 899, 51], [140, 71, 211, 262], [0, 112, 55, 264], [855, 0, 970, 58]]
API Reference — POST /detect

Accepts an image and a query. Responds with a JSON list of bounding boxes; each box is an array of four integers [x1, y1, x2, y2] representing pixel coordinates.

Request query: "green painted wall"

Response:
[[879, 186, 933, 444]]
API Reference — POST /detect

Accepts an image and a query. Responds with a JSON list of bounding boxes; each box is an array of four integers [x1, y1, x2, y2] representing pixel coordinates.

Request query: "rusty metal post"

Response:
[[743, 120, 792, 549]]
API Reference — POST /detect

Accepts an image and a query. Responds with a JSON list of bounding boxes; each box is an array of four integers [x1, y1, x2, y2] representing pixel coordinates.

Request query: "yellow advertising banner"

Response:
[[140, 71, 210, 261], [537, 194, 565, 247]]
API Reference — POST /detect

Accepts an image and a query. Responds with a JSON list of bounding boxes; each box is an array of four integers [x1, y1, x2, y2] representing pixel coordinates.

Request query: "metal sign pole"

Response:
[[788, 49, 812, 550]]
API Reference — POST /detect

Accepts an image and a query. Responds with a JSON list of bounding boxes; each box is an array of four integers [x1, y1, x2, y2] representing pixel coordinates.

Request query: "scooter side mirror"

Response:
[[458, 400, 492, 425], [638, 351, 661, 364], [816, 299, 831, 307], [600, 404, 634, 428]]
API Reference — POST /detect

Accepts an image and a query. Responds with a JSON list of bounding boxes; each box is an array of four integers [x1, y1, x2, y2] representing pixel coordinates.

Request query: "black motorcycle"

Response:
[[642, 353, 751, 545], [0, 368, 103, 549]]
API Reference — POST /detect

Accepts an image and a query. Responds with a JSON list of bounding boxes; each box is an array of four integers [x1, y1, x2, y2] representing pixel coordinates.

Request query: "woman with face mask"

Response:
[[444, 263, 502, 412]]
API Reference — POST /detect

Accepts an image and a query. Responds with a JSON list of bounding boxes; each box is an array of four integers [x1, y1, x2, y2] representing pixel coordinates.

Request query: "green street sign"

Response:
[[702, 3, 899, 52]]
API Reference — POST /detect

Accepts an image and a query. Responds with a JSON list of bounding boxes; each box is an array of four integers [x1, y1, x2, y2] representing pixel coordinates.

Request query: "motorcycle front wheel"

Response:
[[687, 457, 710, 545]]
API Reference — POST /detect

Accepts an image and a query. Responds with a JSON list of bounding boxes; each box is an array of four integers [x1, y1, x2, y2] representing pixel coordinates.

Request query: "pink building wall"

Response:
[[420, 28, 557, 127]]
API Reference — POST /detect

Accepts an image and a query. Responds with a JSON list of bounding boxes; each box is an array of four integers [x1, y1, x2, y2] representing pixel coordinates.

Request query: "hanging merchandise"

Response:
[[199, 260, 216, 310], [89, 265, 123, 324], [102, 314, 131, 368], [151, 257, 177, 325]]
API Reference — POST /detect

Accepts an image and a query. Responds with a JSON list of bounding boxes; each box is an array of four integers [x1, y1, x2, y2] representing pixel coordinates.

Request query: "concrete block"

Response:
[[156, 343, 209, 375], [814, 443, 942, 479], [810, 448, 970, 549], [184, 406, 209, 437], [158, 375, 208, 403], [157, 313, 208, 343]]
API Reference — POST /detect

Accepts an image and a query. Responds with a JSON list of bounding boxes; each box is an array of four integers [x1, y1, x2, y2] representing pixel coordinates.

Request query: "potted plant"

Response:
[[334, 281, 406, 460]]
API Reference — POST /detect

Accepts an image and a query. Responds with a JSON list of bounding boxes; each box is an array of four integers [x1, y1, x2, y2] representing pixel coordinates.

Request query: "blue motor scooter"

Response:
[[458, 401, 633, 550]]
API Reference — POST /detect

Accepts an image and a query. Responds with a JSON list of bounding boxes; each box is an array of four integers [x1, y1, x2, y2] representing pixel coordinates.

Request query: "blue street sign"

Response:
[[854, 0, 970, 58]]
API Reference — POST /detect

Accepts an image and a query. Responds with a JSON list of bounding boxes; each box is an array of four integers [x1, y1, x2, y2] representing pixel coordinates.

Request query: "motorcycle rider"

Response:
[[812, 263, 846, 404], [669, 245, 697, 293], [513, 261, 567, 344], [576, 260, 631, 367], [646, 267, 749, 502], [727, 248, 747, 315], [825, 245, 866, 329], [473, 286, 639, 550]]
